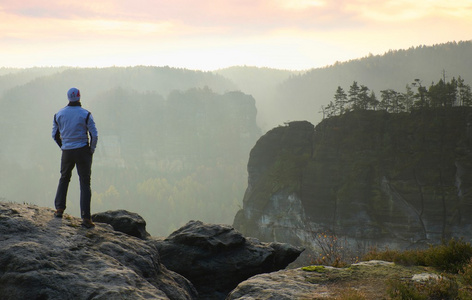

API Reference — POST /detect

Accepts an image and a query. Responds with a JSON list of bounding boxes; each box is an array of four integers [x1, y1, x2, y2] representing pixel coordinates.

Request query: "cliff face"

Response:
[[233, 108, 472, 249]]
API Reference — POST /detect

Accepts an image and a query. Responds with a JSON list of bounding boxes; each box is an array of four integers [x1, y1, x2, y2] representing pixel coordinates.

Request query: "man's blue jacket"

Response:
[[52, 102, 98, 153]]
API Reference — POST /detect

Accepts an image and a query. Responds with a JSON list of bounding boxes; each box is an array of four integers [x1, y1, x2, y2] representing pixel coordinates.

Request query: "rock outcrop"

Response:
[[234, 108, 472, 251], [0, 202, 302, 300], [0, 202, 197, 300], [151, 220, 303, 299]]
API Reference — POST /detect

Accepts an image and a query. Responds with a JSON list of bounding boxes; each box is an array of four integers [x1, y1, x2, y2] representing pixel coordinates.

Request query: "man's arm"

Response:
[[87, 113, 98, 154], [52, 114, 62, 148]]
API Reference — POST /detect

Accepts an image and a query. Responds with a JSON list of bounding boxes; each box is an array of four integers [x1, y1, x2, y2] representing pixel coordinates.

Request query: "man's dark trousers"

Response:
[[54, 146, 93, 219]]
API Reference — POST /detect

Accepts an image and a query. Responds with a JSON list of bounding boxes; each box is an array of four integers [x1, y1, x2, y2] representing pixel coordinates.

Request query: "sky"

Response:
[[0, 0, 471, 71]]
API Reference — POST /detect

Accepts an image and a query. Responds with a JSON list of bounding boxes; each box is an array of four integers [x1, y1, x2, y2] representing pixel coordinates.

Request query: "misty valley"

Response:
[[1, 41, 472, 238]]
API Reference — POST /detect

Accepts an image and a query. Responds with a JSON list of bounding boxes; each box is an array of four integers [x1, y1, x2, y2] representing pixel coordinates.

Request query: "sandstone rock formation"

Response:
[[0, 202, 197, 300], [234, 108, 472, 251], [151, 220, 303, 299], [0, 203, 302, 299]]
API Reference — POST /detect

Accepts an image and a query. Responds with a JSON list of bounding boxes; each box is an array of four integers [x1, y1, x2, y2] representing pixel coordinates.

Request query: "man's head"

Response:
[[67, 87, 81, 102]]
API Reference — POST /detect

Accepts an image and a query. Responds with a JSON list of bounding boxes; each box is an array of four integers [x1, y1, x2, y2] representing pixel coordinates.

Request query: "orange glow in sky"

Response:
[[1, 0, 471, 70]]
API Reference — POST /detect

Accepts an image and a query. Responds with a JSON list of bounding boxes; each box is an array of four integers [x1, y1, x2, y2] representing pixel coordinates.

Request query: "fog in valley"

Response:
[[1, 41, 472, 236]]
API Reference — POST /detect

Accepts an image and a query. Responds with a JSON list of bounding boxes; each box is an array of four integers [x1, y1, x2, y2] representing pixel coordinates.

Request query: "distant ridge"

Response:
[[273, 40, 472, 127], [215, 41, 472, 130]]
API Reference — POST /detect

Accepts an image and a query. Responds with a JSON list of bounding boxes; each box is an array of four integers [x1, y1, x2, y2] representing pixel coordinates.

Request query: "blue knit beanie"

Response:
[[67, 87, 81, 102]]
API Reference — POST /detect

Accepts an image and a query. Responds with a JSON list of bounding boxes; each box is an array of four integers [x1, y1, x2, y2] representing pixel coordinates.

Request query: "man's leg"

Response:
[[54, 150, 75, 212], [76, 146, 93, 220]]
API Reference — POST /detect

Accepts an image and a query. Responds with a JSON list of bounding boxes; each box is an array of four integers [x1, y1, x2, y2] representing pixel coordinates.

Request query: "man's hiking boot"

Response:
[[81, 218, 95, 229], [54, 209, 64, 218]]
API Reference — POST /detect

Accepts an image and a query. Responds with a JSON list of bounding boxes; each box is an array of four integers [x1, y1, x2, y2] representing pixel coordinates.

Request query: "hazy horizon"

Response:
[[1, 0, 471, 71]]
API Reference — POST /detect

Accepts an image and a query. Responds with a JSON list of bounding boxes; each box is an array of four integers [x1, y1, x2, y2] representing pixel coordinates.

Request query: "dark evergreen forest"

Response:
[[322, 75, 472, 118]]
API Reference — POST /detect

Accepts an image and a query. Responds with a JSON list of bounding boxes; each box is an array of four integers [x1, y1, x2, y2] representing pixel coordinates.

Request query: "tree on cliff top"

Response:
[[323, 75, 472, 118]]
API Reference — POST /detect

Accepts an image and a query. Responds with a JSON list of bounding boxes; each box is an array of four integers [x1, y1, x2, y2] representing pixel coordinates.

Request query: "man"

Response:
[[52, 87, 98, 228]]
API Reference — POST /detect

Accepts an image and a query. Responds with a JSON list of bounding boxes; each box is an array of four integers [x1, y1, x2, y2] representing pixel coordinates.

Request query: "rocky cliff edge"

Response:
[[0, 202, 302, 300]]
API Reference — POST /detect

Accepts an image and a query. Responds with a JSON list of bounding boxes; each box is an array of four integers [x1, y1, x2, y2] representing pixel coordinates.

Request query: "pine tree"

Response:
[[412, 79, 428, 109], [380, 89, 395, 112], [348, 81, 360, 110], [333, 86, 348, 115], [358, 85, 371, 110], [457, 76, 472, 106]]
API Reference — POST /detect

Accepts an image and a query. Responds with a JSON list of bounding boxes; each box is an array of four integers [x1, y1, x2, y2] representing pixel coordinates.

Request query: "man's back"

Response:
[[54, 105, 93, 150]]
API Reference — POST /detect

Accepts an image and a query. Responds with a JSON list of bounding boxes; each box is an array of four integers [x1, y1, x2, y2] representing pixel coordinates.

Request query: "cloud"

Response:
[[344, 0, 472, 22], [3, 0, 470, 37], [0, 0, 112, 18], [0, 0, 470, 69]]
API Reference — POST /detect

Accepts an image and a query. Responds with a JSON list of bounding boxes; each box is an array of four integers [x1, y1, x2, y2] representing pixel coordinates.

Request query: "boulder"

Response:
[[92, 209, 150, 239], [0, 202, 197, 300], [151, 220, 303, 299]]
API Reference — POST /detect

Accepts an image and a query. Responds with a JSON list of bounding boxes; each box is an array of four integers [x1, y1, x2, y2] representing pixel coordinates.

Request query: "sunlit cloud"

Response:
[[277, 0, 326, 10], [0, 0, 114, 18], [0, 0, 470, 70], [344, 0, 472, 22], [76, 20, 177, 37]]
